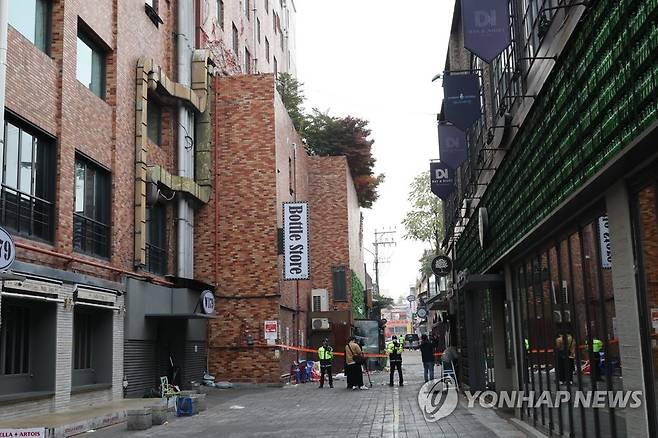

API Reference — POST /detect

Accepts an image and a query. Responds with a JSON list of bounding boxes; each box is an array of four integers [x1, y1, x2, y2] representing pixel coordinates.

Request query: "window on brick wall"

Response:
[[217, 0, 224, 29], [332, 267, 347, 301], [273, 11, 277, 33], [147, 99, 162, 145], [146, 204, 167, 275], [74, 155, 111, 258], [232, 23, 239, 57], [1, 116, 55, 242], [76, 24, 106, 99], [0, 304, 29, 375], [280, 28, 284, 49], [144, 0, 163, 26], [244, 47, 251, 73], [8, 0, 50, 54], [244, 0, 250, 19], [257, 17, 261, 44], [265, 37, 270, 63], [274, 56, 278, 76]]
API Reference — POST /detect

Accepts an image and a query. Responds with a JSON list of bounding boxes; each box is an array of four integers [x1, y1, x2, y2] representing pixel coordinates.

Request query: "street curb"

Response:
[[509, 418, 549, 438]]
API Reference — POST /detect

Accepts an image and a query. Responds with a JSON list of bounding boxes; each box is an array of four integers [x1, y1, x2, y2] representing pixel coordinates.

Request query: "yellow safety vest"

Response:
[[318, 346, 333, 361]]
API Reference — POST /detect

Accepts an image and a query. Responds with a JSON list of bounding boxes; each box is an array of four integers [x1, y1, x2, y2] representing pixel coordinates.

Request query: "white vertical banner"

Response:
[[599, 216, 612, 269], [283, 202, 310, 280]]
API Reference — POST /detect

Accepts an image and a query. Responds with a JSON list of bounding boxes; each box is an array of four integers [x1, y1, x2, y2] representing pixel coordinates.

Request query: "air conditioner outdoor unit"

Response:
[[312, 318, 330, 331]]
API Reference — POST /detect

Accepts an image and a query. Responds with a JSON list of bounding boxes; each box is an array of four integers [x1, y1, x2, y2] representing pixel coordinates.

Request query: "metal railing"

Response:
[[0, 185, 53, 242], [145, 242, 167, 275], [73, 213, 110, 258]]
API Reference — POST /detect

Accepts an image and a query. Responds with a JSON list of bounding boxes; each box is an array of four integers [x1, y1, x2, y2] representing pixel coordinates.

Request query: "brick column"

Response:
[[606, 181, 650, 437]]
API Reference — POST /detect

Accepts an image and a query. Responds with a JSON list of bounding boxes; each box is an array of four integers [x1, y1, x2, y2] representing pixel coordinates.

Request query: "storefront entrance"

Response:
[[513, 206, 625, 437]]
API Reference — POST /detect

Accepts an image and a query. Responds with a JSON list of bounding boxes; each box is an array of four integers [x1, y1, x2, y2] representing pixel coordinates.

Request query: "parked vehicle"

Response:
[[404, 333, 420, 350]]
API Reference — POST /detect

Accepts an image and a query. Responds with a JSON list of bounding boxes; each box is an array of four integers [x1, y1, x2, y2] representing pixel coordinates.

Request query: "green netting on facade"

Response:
[[457, 0, 658, 273], [351, 271, 366, 319]]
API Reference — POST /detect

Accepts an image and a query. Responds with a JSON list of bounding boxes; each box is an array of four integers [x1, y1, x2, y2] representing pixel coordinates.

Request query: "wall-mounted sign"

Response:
[[283, 202, 310, 280], [407, 294, 416, 302], [443, 73, 481, 131], [462, 0, 512, 63], [431, 256, 453, 277], [0, 227, 16, 271], [0, 429, 45, 438], [200, 290, 215, 314], [438, 123, 468, 168], [598, 216, 612, 269], [430, 162, 456, 199], [416, 307, 428, 319], [264, 320, 278, 345]]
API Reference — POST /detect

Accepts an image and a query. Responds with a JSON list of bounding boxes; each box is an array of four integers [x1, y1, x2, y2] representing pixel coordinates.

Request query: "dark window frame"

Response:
[[265, 37, 270, 63], [76, 21, 107, 100], [1, 114, 55, 242], [7, 0, 51, 54], [232, 22, 239, 57], [147, 98, 162, 146], [217, 0, 224, 30], [146, 203, 167, 275], [73, 154, 111, 259], [332, 266, 347, 302]]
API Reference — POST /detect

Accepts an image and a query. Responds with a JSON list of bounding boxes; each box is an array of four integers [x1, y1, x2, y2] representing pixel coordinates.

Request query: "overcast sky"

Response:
[[296, 1, 455, 300]]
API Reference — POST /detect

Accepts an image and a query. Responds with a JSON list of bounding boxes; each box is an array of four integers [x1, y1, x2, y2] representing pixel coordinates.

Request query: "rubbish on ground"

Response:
[[230, 405, 245, 410], [215, 381, 233, 389]]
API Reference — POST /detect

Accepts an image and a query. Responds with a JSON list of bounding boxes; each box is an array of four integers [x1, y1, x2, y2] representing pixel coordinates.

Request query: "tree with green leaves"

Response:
[[276, 73, 306, 135], [303, 110, 384, 208], [402, 171, 445, 254], [276, 75, 384, 209]]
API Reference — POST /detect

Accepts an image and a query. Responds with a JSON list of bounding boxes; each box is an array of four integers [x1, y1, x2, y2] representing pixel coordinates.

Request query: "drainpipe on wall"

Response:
[[0, 0, 8, 156], [177, 0, 195, 278]]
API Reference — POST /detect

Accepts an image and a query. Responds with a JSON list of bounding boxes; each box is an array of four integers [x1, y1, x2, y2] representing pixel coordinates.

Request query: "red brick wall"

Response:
[[203, 74, 310, 383], [308, 157, 352, 313], [4, 0, 178, 282]]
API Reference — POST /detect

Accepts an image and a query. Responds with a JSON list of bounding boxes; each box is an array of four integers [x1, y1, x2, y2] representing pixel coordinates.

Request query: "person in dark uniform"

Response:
[[387, 335, 404, 387], [317, 338, 334, 388]]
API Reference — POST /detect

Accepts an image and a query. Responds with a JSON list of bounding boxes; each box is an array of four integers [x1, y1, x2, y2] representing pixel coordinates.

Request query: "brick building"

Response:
[[307, 156, 367, 358], [204, 74, 368, 383], [0, 0, 297, 419]]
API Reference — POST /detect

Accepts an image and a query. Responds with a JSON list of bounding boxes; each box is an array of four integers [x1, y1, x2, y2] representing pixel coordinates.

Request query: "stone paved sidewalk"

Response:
[[92, 351, 532, 437]]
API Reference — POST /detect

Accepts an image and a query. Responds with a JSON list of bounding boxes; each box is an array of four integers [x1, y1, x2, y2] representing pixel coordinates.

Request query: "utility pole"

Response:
[[373, 229, 396, 296]]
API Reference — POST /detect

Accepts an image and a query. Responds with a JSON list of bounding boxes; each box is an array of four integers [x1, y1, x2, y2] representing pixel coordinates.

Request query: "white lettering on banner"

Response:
[[599, 216, 612, 269], [474, 10, 497, 28], [0, 428, 46, 438], [283, 202, 310, 280]]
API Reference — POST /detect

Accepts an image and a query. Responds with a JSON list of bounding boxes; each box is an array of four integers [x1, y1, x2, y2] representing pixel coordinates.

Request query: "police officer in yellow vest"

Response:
[[318, 338, 334, 388], [387, 335, 404, 387], [589, 337, 604, 382]]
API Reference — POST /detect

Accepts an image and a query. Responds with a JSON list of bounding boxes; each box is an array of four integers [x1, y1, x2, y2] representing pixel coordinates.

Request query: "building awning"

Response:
[[459, 274, 504, 292], [145, 313, 218, 319], [425, 293, 448, 310]]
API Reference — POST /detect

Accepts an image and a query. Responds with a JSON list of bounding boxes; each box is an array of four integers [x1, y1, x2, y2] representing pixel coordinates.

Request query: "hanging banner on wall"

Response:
[[442, 73, 481, 131], [430, 162, 456, 199], [599, 216, 612, 269], [438, 123, 468, 168], [461, 0, 512, 63], [283, 202, 310, 280]]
